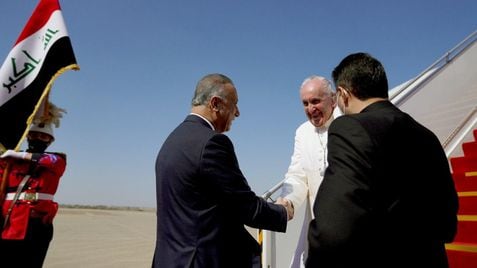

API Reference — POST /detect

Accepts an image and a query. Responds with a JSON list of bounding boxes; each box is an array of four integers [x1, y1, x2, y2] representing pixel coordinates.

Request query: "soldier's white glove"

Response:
[[0, 149, 28, 160]]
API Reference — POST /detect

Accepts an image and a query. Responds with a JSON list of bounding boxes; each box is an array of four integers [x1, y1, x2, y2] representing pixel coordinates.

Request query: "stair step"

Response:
[[454, 177, 477, 192], [451, 156, 477, 175], [458, 195, 477, 214], [453, 216, 477, 244], [447, 242, 477, 268], [463, 142, 477, 157], [453, 173, 477, 191]]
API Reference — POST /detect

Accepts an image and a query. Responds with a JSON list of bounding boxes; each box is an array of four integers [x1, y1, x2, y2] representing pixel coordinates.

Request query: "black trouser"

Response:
[[0, 218, 54, 268]]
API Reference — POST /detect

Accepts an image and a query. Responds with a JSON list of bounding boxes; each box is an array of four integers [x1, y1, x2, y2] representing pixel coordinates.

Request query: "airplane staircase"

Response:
[[446, 128, 477, 267]]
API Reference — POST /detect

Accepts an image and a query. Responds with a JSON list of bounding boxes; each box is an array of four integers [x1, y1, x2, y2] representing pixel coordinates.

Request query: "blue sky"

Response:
[[1, 0, 476, 208]]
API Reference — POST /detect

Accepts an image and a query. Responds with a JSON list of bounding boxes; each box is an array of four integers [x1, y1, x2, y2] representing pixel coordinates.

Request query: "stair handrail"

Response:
[[390, 30, 477, 106], [260, 179, 285, 268], [262, 178, 286, 201], [443, 106, 477, 157]]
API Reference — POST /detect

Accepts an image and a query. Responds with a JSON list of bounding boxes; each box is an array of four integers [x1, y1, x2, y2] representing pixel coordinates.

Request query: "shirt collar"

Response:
[[190, 113, 215, 131]]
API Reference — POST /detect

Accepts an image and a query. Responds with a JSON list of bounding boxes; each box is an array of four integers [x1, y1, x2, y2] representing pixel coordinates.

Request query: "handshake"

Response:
[[276, 197, 294, 221]]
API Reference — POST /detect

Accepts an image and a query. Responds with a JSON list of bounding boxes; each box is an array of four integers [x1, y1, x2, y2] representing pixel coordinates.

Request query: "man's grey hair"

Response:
[[191, 73, 233, 106], [301, 75, 335, 94]]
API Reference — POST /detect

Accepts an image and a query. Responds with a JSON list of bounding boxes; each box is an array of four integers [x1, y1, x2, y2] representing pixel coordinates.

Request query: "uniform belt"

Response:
[[5, 192, 54, 201]]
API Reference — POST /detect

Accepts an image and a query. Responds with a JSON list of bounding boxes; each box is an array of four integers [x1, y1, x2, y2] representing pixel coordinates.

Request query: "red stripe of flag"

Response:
[[16, 0, 61, 45]]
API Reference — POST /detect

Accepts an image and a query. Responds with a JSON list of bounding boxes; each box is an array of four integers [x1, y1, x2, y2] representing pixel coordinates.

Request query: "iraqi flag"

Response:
[[0, 0, 79, 151]]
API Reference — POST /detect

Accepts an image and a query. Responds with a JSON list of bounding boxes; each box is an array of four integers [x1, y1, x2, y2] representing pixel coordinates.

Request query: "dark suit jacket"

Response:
[[152, 115, 287, 268], [307, 101, 458, 268]]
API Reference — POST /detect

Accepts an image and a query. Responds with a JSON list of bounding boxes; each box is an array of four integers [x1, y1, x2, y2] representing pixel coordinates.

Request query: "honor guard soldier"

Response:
[[0, 102, 67, 268]]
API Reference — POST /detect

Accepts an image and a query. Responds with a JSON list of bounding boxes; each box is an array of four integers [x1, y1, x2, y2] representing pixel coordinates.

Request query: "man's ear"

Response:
[[342, 91, 349, 106], [210, 96, 221, 111], [339, 87, 351, 106]]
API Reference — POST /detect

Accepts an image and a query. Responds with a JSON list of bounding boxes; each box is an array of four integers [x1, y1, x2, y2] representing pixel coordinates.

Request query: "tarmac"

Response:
[[44, 207, 288, 268], [44, 207, 156, 268]]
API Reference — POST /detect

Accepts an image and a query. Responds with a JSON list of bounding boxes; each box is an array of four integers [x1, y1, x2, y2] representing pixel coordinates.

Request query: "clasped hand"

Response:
[[276, 197, 294, 221]]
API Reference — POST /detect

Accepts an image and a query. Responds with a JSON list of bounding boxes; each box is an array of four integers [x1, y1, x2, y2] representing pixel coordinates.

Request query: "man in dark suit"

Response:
[[306, 53, 459, 268], [152, 73, 291, 268]]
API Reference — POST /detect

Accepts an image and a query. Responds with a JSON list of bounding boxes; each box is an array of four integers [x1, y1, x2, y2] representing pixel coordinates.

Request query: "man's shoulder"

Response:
[[171, 118, 214, 139], [166, 120, 227, 150], [329, 115, 365, 135]]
